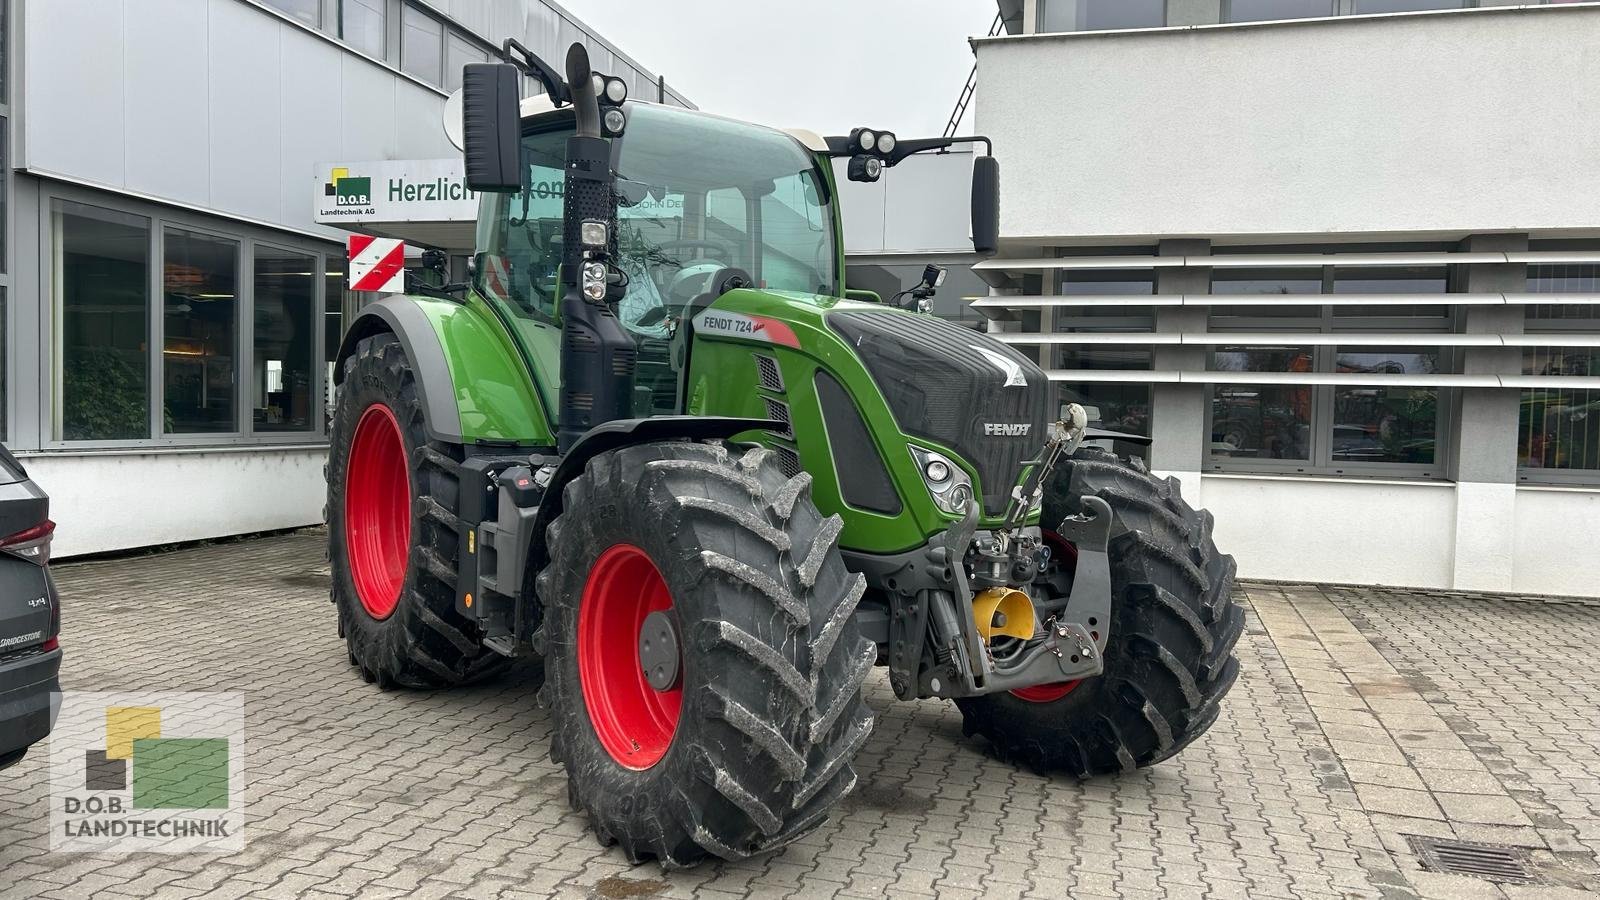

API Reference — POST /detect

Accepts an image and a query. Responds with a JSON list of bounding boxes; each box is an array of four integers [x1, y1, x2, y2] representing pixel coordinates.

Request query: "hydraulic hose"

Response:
[[565, 43, 601, 139]]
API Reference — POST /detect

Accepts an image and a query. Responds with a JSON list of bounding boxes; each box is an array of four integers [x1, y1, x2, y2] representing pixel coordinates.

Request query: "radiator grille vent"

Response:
[[764, 399, 792, 438], [774, 446, 802, 479], [754, 354, 785, 393]]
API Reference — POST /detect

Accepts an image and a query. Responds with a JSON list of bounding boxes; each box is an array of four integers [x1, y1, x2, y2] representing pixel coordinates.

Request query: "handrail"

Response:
[[943, 12, 1004, 139]]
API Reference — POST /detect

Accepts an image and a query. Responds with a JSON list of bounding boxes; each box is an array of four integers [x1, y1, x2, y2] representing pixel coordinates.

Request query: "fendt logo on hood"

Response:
[[984, 423, 1032, 437]]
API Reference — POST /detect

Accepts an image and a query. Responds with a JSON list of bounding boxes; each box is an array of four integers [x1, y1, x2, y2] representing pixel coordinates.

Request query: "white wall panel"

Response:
[[975, 6, 1600, 243], [338, 53, 400, 164], [124, 0, 209, 207], [392, 81, 456, 161], [208, 0, 284, 223], [1512, 488, 1600, 599], [278, 34, 345, 234], [837, 152, 975, 255], [1194, 474, 1458, 590], [27, 449, 327, 558], [21, 0, 459, 239], [23, 1, 126, 183]]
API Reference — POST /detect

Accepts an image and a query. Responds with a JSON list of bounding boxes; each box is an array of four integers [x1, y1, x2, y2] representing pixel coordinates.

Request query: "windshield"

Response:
[[475, 103, 838, 343]]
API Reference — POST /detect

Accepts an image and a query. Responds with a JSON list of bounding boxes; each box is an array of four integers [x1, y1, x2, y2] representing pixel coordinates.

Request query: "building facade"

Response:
[[5, 0, 686, 557], [972, 1, 1600, 597]]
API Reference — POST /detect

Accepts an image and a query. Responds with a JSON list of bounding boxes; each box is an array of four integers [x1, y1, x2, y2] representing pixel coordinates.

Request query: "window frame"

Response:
[[41, 184, 338, 451], [1204, 267, 1459, 479]]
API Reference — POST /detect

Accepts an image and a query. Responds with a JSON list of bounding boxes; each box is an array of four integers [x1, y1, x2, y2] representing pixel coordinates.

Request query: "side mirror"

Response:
[[462, 62, 521, 192], [971, 156, 1000, 255]]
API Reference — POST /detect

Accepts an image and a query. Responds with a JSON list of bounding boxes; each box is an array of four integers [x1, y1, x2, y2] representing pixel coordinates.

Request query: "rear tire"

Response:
[[538, 441, 875, 866], [327, 333, 510, 689], [956, 446, 1242, 775]]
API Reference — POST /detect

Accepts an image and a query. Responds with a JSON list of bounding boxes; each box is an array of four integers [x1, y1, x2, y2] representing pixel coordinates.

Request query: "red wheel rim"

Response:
[[578, 544, 681, 770], [1011, 529, 1082, 703], [344, 403, 411, 620]]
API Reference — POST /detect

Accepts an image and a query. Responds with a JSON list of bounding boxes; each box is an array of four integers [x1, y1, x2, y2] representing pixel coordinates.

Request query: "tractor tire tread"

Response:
[[328, 332, 510, 691], [538, 442, 872, 867], [955, 445, 1241, 776]]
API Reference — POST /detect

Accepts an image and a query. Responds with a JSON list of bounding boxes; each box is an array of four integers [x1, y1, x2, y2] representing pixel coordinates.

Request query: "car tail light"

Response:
[[0, 519, 54, 566], [41, 636, 58, 652]]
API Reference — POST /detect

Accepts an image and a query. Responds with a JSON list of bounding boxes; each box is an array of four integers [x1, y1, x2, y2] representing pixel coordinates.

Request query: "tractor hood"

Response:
[[681, 289, 1052, 552], [825, 311, 1052, 518]]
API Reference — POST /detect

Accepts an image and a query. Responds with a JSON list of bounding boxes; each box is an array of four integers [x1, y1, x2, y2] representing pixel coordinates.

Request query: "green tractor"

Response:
[[327, 42, 1242, 866]]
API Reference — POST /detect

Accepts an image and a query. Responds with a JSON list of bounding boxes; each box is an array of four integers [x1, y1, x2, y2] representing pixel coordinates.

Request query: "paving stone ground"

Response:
[[3, 531, 1600, 899]]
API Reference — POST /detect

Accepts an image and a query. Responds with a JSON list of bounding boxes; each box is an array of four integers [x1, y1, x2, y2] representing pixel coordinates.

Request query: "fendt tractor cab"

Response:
[[327, 42, 1242, 866]]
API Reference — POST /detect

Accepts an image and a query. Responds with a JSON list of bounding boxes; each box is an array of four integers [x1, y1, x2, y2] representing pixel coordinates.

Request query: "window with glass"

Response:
[[1052, 269, 1156, 441], [1209, 344, 1446, 474], [254, 248, 317, 432], [1520, 264, 1600, 480], [325, 263, 349, 426], [1332, 348, 1441, 465], [1525, 264, 1599, 324], [1225, 0, 1336, 22], [163, 229, 239, 434], [1519, 347, 1599, 476], [445, 34, 489, 92], [264, 0, 320, 27], [1351, 0, 1467, 13], [1039, 0, 1166, 32], [1211, 347, 1314, 460], [1207, 264, 1451, 475], [55, 202, 152, 441], [476, 105, 838, 415], [340, 0, 385, 58], [401, 5, 443, 85]]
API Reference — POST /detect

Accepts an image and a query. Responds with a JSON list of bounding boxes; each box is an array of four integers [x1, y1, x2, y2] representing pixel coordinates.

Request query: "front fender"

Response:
[[334, 296, 552, 447]]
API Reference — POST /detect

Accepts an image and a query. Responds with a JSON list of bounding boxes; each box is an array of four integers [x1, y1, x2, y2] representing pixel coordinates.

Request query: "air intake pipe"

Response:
[[556, 42, 633, 454]]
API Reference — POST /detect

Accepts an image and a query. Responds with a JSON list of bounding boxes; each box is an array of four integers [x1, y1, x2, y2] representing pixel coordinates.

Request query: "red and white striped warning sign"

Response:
[[348, 235, 406, 293]]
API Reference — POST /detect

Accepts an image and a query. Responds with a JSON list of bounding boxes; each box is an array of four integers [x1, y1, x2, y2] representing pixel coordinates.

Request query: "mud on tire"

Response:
[[327, 333, 510, 689], [537, 441, 876, 866], [956, 446, 1242, 775]]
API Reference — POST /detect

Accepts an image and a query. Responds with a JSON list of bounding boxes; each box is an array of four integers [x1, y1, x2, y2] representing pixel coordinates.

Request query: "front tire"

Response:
[[956, 446, 1242, 774], [538, 442, 875, 866], [327, 333, 510, 689]]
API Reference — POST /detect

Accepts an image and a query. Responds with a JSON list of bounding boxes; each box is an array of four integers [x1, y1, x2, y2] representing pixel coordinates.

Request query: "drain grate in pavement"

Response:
[[1407, 835, 1544, 885]]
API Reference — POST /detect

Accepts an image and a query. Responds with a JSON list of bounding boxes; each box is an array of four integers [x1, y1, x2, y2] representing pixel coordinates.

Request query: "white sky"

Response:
[[576, 1, 996, 137]]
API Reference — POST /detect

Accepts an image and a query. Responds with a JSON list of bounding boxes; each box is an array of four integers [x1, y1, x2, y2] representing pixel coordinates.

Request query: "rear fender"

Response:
[[333, 296, 552, 447]]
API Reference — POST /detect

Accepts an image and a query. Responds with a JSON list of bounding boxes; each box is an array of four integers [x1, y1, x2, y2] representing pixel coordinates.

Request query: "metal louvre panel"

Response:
[[1034, 370, 1600, 389], [973, 250, 1600, 273], [829, 312, 1050, 517]]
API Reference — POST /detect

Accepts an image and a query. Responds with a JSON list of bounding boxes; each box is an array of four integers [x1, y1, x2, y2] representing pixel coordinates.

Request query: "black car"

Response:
[[0, 445, 60, 771]]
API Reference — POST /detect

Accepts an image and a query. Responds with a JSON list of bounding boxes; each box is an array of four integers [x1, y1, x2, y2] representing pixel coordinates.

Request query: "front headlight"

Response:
[[910, 445, 973, 515]]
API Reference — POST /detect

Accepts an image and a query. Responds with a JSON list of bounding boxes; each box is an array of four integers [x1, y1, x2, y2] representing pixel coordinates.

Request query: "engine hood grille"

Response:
[[828, 312, 1051, 517]]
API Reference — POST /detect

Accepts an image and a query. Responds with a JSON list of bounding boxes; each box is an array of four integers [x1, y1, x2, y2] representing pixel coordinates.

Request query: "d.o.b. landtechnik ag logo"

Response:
[[50, 692, 245, 852]]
